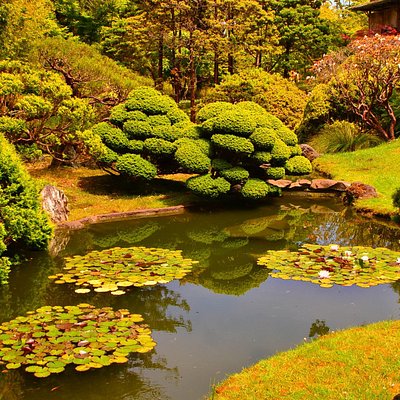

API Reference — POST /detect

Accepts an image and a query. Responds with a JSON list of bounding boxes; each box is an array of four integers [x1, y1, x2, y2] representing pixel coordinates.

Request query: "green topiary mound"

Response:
[[185, 101, 311, 200], [0, 135, 52, 283], [92, 87, 194, 179]]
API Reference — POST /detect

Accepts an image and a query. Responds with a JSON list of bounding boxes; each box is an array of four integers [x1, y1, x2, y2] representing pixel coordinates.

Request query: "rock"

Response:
[[344, 182, 378, 204], [298, 179, 312, 187], [300, 144, 320, 161], [310, 179, 339, 190], [330, 181, 351, 192], [40, 185, 69, 223], [289, 181, 302, 189], [267, 179, 292, 188]]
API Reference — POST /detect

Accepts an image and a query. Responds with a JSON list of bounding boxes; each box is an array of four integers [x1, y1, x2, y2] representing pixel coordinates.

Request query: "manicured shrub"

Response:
[[125, 95, 175, 115], [285, 156, 312, 175], [211, 158, 232, 172], [0, 134, 52, 283], [277, 126, 298, 146], [197, 102, 235, 123], [186, 174, 231, 198], [126, 140, 144, 153], [211, 134, 254, 155], [175, 142, 211, 174], [123, 120, 153, 140], [220, 167, 250, 183], [115, 154, 157, 180], [213, 109, 257, 137], [241, 178, 270, 200], [235, 101, 267, 115], [152, 125, 180, 142], [179, 123, 202, 139], [255, 113, 284, 130], [271, 139, 291, 164], [97, 147, 119, 164], [266, 167, 286, 180], [92, 122, 129, 152], [167, 108, 189, 124], [148, 115, 171, 128], [200, 118, 216, 137], [144, 138, 176, 156], [250, 128, 277, 151], [252, 152, 272, 164], [109, 104, 129, 126], [289, 145, 303, 156]]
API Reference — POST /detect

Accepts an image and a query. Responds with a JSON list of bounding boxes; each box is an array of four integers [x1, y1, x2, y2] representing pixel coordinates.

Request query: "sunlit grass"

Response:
[[313, 139, 400, 215], [211, 320, 400, 400], [28, 160, 196, 221]]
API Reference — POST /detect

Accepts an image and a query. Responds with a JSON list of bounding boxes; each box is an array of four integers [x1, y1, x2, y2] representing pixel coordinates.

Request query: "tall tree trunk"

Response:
[[227, 2, 234, 74], [156, 34, 164, 90], [189, 30, 197, 122], [214, 52, 219, 84]]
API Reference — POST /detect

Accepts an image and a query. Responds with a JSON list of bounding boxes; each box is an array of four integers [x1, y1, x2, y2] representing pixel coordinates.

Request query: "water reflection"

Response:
[[2, 196, 400, 400]]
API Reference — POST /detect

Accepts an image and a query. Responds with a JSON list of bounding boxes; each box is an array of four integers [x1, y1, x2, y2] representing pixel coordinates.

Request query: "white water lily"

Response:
[[330, 245, 339, 251], [79, 350, 87, 356], [318, 270, 330, 279], [361, 255, 369, 262], [344, 250, 352, 257], [396, 258, 400, 264]]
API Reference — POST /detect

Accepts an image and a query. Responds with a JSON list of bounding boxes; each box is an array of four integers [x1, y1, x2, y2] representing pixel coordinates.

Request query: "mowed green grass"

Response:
[[28, 160, 195, 221], [313, 139, 400, 215], [211, 320, 400, 400]]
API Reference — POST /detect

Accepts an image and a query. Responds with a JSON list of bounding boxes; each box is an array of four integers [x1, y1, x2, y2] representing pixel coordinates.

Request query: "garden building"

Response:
[[351, 0, 400, 31]]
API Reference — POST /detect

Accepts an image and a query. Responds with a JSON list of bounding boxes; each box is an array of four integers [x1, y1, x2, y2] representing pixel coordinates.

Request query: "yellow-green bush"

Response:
[[285, 156, 312, 175], [241, 179, 270, 200], [186, 174, 231, 198], [115, 154, 157, 180]]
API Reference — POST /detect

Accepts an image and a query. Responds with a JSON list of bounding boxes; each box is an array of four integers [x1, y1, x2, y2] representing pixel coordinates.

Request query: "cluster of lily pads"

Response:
[[0, 304, 156, 378], [257, 244, 400, 288], [49, 246, 197, 295]]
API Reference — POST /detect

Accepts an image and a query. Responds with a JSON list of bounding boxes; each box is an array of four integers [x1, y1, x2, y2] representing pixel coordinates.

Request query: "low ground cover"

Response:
[[313, 139, 400, 216], [28, 160, 195, 222], [211, 320, 400, 400]]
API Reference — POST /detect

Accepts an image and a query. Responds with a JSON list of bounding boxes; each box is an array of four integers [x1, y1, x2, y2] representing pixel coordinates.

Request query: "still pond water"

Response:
[[1, 195, 400, 400]]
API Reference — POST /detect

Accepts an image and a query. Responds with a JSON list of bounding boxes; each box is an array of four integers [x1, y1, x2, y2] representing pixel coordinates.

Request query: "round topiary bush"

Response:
[[211, 134, 254, 155], [123, 120, 153, 140], [212, 109, 257, 137], [211, 158, 233, 172], [285, 156, 312, 175], [175, 141, 211, 174], [252, 151, 272, 164], [143, 138, 176, 156], [266, 167, 286, 180], [241, 179, 270, 200], [186, 174, 231, 198], [92, 122, 130, 152], [271, 139, 291, 164], [197, 102, 235, 123], [250, 128, 277, 151], [115, 154, 157, 180], [220, 167, 250, 183]]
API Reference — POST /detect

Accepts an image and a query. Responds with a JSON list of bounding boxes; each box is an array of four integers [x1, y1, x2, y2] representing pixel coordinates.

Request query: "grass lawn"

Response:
[[313, 139, 400, 216], [28, 160, 196, 221], [211, 320, 400, 400]]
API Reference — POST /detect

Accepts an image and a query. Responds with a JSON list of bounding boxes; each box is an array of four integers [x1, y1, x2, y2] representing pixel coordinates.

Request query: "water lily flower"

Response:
[[318, 270, 330, 279], [330, 245, 339, 251], [361, 255, 369, 262], [344, 250, 352, 257], [396, 258, 400, 264], [79, 350, 87, 356]]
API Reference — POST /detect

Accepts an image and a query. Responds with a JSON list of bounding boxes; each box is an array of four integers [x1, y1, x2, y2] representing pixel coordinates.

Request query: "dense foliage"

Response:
[[202, 69, 307, 129], [0, 135, 52, 283], [92, 87, 194, 178], [187, 101, 312, 200]]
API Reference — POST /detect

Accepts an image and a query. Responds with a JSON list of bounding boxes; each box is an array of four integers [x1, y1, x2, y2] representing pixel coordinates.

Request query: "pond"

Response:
[[1, 195, 400, 400]]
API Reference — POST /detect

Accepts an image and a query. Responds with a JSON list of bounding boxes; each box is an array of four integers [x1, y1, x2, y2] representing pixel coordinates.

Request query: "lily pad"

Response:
[[258, 244, 400, 289], [49, 246, 197, 295], [0, 304, 156, 378]]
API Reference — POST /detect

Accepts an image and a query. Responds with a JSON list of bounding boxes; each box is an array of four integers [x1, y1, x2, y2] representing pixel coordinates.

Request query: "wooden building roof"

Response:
[[351, 0, 399, 12]]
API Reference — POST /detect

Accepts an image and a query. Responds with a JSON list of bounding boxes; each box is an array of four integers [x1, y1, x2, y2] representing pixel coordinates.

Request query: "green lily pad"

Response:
[[0, 304, 156, 378], [258, 244, 400, 289], [49, 246, 197, 295]]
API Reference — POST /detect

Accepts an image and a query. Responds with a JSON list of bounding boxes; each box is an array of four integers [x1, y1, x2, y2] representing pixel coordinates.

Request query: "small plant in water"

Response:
[[0, 304, 156, 378], [49, 246, 197, 295], [258, 244, 400, 288]]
